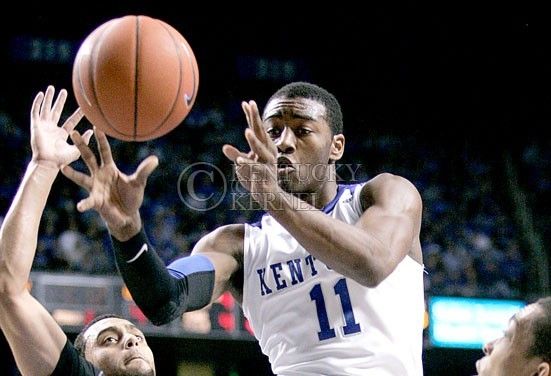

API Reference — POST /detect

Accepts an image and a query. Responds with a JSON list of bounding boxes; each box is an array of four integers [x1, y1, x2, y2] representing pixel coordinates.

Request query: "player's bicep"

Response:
[[356, 206, 415, 262], [191, 224, 244, 303], [0, 293, 66, 376], [355, 174, 422, 264]]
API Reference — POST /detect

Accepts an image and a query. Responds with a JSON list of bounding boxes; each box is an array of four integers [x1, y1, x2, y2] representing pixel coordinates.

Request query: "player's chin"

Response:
[[122, 358, 155, 376], [474, 358, 484, 376], [277, 177, 294, 192], [278, 174, 304, 191]]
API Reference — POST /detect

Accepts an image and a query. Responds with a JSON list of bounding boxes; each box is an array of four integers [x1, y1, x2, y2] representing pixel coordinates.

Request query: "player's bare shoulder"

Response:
[[193, 224, 245, 259], [360, 172, 422, 213]]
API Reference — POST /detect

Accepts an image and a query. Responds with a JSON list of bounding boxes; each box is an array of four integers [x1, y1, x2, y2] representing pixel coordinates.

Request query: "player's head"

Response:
[[476, 297, 551, 376], [74, 314, 156, 376], [262, 82, 345, 195], [265, 81, 343, 136]]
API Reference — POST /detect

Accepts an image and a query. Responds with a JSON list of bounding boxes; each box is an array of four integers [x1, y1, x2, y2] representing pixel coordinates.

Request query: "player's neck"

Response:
[[297, 180, 338, 210]]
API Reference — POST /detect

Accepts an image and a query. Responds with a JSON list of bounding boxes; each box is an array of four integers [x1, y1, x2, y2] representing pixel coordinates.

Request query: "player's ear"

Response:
[[329, 134, 345, 162], [536, 361, 549, 376]]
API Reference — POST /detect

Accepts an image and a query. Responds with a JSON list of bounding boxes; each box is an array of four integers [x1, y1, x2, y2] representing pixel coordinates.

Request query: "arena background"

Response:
[[0, 4, 548, 375]]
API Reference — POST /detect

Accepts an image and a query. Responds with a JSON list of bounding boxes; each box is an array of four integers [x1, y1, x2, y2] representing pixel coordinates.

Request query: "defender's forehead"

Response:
[[84, 317, 136, 342], [263, 97, 326, 121], [516, 303, 540, 324]]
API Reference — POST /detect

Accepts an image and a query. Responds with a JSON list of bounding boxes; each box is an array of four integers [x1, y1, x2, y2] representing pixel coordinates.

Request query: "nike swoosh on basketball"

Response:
[[181, 42, 197, 106], [127, 243, 148, 263]]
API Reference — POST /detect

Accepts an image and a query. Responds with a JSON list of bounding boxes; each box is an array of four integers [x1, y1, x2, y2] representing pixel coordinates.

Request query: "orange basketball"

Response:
[[72, 15, 199, 141]]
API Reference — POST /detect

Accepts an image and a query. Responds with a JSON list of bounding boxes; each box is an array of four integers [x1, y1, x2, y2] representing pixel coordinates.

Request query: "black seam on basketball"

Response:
[[89, 20, 131, 138], [134, 16, 140, 141]]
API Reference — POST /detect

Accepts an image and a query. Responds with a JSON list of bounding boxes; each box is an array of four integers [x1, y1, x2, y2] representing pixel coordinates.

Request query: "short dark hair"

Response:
[[74, 314, 125, 356], [266, 82, 343, 135], [527, 297, 551, 363]]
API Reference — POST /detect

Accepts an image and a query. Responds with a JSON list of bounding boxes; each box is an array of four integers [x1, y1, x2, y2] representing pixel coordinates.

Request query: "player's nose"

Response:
[[124, 334, 141, 349], [276, 127, 296, 154], [482, 339, 495, 355]]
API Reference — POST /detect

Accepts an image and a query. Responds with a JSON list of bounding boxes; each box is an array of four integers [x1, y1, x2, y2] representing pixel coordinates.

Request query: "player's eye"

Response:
[[267, 128, 281, 138], [103, 336, 118, 344], [296, 128, 312, 136]]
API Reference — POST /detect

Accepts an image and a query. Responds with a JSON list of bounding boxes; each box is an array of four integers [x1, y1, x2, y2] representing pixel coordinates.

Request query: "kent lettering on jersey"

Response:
[[257, 255, 322, 295]]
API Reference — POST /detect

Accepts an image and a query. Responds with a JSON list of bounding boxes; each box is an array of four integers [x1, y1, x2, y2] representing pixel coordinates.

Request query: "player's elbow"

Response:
[[357, 271, 386, 288], [343, 263, 382, 287], [139, 300, 186, 326], [353, 261, 392, 288], [0, 268, 21, 297]]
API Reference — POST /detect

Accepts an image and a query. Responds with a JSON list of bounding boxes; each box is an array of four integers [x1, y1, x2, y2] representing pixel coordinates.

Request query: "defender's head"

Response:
[[476, 297, 551, 376], [75, 314, 156, 376]]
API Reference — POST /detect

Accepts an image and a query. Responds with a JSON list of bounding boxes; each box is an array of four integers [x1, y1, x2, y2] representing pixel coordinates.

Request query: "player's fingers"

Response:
[[82, 129, 94, 145], [242, 101, 253, 129], [41, 86, 55, 118], [222, 144, 248, 162], [31, 91, 44, 123], [134, 155, 159, 185], [245, 128, 275, 164], [51, 88, 67, 124], [248, 101, 266, 143], [70, 131, 98, 172], [76, 197, 96, 212], [61, 165, 93, 191], [64, 145, 82, 164], [62, 108, 84, 133], [94, 127, 114, 165], [235, 155, 256, 165]]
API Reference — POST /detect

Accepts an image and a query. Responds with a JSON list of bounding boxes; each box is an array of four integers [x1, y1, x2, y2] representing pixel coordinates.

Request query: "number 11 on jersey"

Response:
[[309, 278, 362, 341]]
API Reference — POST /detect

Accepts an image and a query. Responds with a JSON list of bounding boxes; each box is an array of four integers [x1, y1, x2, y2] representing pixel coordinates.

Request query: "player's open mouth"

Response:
[[277, 157, 295, 172]]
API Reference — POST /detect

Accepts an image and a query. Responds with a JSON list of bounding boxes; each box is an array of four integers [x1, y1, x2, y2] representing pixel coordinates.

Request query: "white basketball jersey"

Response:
[[242, 183, 425, 376]]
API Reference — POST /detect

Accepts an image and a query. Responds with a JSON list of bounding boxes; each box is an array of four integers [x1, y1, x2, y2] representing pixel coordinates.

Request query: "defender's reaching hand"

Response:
[[61, 128, 158, 240], [30, 85, 91, 169]]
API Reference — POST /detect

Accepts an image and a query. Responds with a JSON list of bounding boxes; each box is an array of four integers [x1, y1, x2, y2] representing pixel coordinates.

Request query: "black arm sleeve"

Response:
[[110, 228, 214, 325], [51, 340, 102, 376]]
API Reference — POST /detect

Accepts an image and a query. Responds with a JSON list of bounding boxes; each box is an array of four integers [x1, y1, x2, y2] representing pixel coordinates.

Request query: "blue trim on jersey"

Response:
[[321, 183, 363, 213], [250, 213, 268, 228], [321, 184, 347, 213], [248, 182, 365, 227], [167, 254, 214, 279], [347, 182, 362, 196]]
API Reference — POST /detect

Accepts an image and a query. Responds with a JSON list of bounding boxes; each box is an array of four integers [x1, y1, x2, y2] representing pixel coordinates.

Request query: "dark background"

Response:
[[0, 4, 545, 376], [0, 6, 543, 146]]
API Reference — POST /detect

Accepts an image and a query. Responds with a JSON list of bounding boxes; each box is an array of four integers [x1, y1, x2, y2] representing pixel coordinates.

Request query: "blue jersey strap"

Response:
[[111, 228, 215, 325]]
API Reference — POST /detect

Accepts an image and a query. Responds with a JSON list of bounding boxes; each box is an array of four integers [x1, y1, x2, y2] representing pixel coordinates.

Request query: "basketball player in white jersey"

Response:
[[64, 82, 425, 375]]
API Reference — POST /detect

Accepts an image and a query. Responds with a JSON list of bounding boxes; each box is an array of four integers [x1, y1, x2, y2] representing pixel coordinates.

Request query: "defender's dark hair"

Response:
[[74, 314, 125, 356], [527, 297, 551, 363], [266, 82, 343, 135]]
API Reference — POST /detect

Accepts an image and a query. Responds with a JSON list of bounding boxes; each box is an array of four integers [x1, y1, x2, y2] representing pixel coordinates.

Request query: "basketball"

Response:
[[72, 15, 199, 142]]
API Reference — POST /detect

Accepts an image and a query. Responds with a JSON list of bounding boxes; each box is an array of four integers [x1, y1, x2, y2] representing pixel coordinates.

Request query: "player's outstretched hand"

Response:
[[222, 100, 279, 198], [61, 127, 158, 240], [30, 85, 92, 169]]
